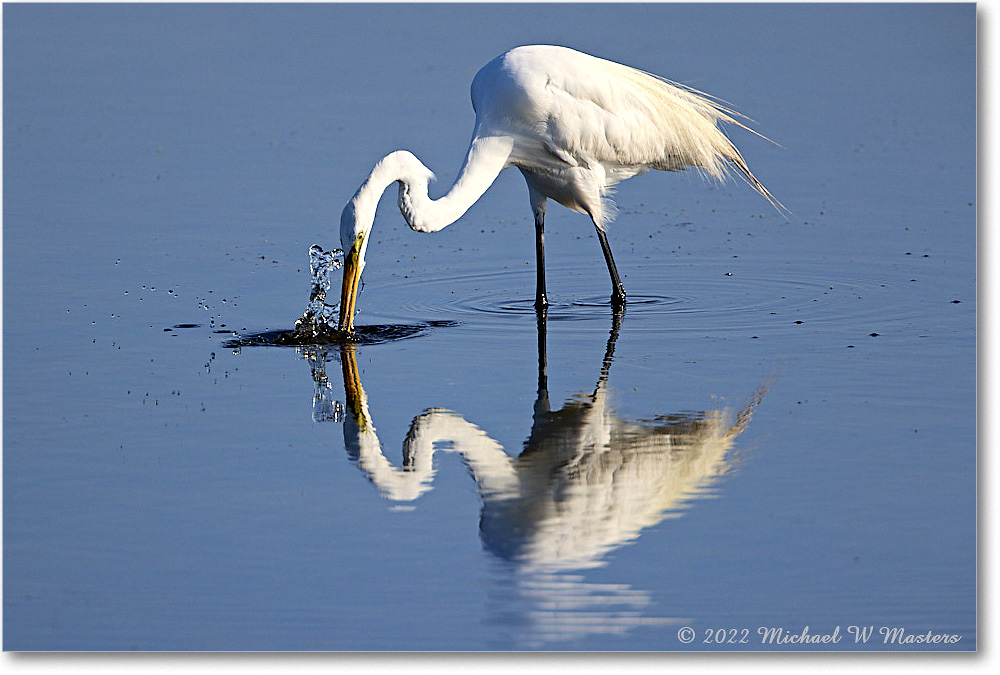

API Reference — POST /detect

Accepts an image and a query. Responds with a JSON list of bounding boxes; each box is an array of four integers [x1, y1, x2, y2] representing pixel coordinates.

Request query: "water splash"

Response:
[[224, 244, 458, 348], [293, 244, 344, 340]]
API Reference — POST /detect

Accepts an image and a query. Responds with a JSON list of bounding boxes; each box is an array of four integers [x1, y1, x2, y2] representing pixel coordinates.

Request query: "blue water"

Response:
[[3, 3, 976, 651]]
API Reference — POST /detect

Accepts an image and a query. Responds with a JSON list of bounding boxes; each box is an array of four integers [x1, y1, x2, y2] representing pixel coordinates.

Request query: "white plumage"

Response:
[[338, 45, 781, 332]]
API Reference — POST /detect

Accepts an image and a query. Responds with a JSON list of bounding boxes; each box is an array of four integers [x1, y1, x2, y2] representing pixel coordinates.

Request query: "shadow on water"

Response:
[[223, 320, 460, 348], [276, 307, 769, 648]]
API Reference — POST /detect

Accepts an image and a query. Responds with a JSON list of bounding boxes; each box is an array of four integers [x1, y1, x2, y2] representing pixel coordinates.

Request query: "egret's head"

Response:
[[338, 200, 369, 333]]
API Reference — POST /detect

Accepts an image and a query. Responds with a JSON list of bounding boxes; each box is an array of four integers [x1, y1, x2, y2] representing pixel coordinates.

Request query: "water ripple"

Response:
[[357, 259, 919, 338]]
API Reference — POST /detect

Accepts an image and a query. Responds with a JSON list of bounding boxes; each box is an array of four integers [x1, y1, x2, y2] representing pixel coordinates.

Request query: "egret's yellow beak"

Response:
[[338, 248, 361, 333], [338, 233, 365, 333]]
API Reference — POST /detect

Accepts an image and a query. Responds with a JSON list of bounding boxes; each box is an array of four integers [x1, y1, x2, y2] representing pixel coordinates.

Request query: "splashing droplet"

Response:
[[293, 244, 344, 339]]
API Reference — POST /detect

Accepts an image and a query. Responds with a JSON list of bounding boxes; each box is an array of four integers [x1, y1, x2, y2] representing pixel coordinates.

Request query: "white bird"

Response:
[[338, 45, 782, 333]]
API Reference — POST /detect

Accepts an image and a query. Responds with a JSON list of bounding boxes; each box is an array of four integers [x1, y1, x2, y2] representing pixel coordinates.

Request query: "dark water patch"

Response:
[[224, 320, 459, 348]]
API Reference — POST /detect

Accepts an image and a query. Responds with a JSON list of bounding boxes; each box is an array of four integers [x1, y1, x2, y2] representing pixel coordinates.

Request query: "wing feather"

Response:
[[538, 50, 786, 213]]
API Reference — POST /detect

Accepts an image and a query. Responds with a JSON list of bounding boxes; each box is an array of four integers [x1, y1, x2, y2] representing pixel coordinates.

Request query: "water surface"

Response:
[[3, 3, 976, 651]]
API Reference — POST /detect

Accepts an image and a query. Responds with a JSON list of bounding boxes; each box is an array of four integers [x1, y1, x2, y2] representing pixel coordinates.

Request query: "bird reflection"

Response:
[[297, 311, 766, 647], [335, 312, 764, 561]]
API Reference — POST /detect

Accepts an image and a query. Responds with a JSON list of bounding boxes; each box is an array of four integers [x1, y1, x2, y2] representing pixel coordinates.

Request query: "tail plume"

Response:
[[625, 65, 790, 218], [724, 145, 790, 218]]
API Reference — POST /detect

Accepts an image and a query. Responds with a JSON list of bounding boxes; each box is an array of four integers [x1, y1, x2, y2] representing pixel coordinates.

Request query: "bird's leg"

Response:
[[534, 303, 550, 416], [533, 202, 549, 309], [595, 225, 626, 307]]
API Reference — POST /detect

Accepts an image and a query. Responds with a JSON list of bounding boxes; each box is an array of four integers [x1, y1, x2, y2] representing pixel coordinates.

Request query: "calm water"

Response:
[[3, 3, 976, 651]]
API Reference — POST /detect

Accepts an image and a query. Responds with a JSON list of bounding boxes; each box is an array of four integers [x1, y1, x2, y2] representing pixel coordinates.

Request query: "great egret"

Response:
[[338, 45, 782, 332]]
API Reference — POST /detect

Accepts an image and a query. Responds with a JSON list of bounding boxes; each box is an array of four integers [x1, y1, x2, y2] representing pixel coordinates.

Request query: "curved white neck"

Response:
[[342, 135, 513, 250]]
